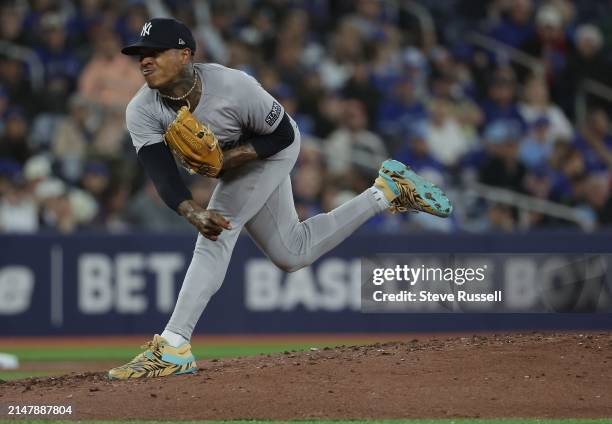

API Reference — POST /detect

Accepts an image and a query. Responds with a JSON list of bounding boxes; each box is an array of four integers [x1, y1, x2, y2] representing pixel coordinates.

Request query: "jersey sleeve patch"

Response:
[[265, 101, 282, 127]]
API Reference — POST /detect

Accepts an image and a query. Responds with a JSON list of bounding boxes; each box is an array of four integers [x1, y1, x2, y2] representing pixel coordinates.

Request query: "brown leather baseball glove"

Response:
[[164, 106, 223, 177]]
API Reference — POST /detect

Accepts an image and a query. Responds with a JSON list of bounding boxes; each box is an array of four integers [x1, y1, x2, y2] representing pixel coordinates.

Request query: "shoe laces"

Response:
[[115, 338, 166, 369], [141, 337, 166, 352]]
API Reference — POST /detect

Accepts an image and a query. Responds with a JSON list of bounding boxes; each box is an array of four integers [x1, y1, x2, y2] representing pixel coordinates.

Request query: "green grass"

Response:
[[0, 370, 54, 380], [0, 342, 348, 380], [3, 420, 612, 424], [0, 342, 337, 362]]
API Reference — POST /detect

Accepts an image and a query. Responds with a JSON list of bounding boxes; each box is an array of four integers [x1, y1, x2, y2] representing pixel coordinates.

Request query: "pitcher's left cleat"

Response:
[[374, 159, 453, 217], [108, 335, 197, 380]]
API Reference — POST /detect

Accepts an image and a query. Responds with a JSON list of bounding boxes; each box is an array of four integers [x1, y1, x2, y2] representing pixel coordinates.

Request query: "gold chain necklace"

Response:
[[160, 72, 198, 110]]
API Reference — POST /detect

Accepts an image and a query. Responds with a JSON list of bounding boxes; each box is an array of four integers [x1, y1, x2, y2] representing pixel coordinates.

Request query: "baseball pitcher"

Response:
[[109, 18, 452, 379]]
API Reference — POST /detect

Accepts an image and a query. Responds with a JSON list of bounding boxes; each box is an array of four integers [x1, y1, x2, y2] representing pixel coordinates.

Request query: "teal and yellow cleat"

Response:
[[108, 335, 197, 380], [374, 159, 453, 217]]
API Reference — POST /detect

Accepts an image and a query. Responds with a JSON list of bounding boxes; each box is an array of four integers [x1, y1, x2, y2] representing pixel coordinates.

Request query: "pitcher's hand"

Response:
[[178, 200, 231, 241]]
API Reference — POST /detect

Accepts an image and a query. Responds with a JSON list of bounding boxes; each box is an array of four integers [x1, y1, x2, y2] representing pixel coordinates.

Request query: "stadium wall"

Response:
[[1, 232, 611, 335]]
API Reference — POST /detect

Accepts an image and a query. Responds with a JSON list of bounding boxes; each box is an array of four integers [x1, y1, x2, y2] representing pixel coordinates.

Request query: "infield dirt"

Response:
[[1, 333, 611, 420]]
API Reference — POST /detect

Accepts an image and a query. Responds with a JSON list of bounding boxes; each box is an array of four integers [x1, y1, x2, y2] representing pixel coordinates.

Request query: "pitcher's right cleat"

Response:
[[374, 159, 453, 217], [108, 335, 197, 380]]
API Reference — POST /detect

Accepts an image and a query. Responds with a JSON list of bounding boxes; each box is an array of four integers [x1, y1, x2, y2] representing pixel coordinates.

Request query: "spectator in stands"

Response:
[[0, 57, 35, 116], [429, 71, 455, 101], [520, 5, 568, 82], [0, 108, 31, 165], [396, 125, 444, 175], [519, 116, 555, 170], [425, 97, 472, 168], [278, 8, 310, 51], [51, 95, 98, 182], [34, 13, 81, 113], [453, 97, 483, 152], [36, 178, 77, 233], [274, 84, 296, 119], [346, 0, 387, 41], [126, 179, 192, 232], [22, 154, 52, 198], [478, 120, 527, 192], [77, 27, 141, 158], [548, 143, 586, 204], [67, 0, 105, 49], [114, 1, 149, 45], [0, 1, 610, 233], [294, 67, 325, 125], [0, 174, 38, 233], [377, 75, 427, 147], [429, 47, 454, 81], [487, 0, 534, 48], [524, 166, 552, 200], [319, 19, 364, 91], [549, 0, 576, 25], [238, 8, 276, 55], [192, 2, 231, 65], [292, 138, 329, 221], [91, 109, 130, 159], [560, 24, 611, 114], [78, 28, 143, 110], [21, 0, 58, 39], [325, 99, 388, 181], [226, 38, 255, 75], [486, 203, 517, 232], [0, 5, 26, 45], [292, 164, 324, 220], [522, 170, 559, 228], [369, 35, 401, 98], [519, 74, 573, 142], [343, 61, 382, 127], [0, 159, 20, 197], [435, 59, 483, 146], [0, 159, 38, 233], [572, 108, 612, 174], [400, 47, 429, 101], [92, 181, 131, 232], [479, 67, 525, 131], [275, 84, 314, 137], [311, 91, 345, 139], [583, 175, 612, 226], [258, 64, 283, 95], [67, 187, 98, 230], [79, 160, 110, 206]]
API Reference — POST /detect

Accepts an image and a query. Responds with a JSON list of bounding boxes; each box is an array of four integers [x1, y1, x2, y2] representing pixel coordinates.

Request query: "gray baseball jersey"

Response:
[[126, 63, 285, 152], [124, 62, 385, 340]]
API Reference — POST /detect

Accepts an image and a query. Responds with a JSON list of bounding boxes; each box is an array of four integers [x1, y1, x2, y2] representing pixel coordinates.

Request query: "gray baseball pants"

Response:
[[165, 120, 385, 339]]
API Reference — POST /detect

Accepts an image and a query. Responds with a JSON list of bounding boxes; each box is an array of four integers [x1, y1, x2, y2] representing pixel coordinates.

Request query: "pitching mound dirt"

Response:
[[1, 333, 611, 420]]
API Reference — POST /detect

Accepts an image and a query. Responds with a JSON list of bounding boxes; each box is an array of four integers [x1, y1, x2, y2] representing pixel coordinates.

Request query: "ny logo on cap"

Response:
[[141, 22, 152, 37]]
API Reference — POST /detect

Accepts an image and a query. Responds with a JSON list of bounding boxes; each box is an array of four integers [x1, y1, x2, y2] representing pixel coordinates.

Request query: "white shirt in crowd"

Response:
[[519, 103, 573, 142], [0, 197, 38, 233], [426, 118, 472, 167]]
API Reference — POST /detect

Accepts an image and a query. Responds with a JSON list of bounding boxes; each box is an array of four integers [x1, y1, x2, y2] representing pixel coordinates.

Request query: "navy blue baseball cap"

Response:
[[121, 18, 196, 56]]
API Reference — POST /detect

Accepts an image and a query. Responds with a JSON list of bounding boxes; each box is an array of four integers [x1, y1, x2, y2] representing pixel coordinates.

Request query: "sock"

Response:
[[161, 329, 189, 347], [369, 186, 390, 210]]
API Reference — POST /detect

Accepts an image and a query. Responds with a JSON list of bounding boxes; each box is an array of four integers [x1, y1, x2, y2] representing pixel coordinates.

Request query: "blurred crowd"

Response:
[[0, 0, 611, 234]]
